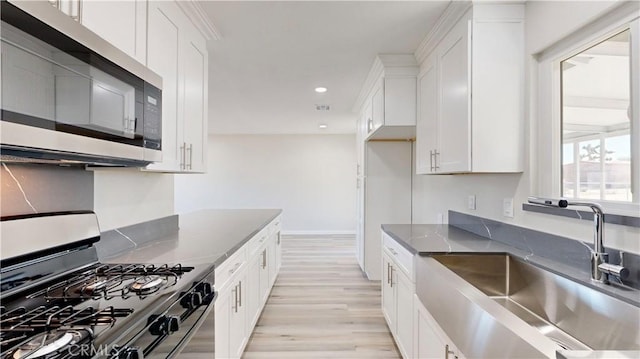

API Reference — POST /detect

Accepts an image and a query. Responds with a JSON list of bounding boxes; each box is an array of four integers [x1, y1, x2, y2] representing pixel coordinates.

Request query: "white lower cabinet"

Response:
[[215, 216, 282, 359], [414, 294, 466, 359], [381, 234, 414, 359]]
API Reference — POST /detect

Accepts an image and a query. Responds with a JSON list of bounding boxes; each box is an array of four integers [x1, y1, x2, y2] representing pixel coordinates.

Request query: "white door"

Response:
[[214, 288, 231, 359], [146, 1, 182, 171], [438, 19, 471, 173], [416, 55, 438, 174], [229, 276, 247, 358], [81, 0, 146, 63], [381, 252, 396, 331], [396, 269, 414, 358], [182, 35, 207, 172]]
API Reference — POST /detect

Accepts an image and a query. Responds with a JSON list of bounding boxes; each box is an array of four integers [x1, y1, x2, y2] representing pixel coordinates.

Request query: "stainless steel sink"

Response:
[[432, 254, 640, 351]]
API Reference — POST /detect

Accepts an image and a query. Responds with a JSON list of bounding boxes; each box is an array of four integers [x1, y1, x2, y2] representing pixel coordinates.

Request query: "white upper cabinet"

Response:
[[356, 55, 418, 141], [80, 0, 147, 64], [145, 1, 209, 173], [416, 4, 525, 174]]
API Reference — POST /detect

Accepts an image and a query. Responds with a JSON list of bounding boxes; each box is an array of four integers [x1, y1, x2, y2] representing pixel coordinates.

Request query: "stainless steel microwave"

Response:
[[0, 0, 162, 166]]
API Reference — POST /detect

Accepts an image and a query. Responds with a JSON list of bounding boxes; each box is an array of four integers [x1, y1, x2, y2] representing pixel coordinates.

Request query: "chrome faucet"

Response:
[[528, 197, 629, 284]]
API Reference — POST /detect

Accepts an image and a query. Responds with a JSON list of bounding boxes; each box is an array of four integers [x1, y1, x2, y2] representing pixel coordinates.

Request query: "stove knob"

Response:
[[117, 347, 143, 359], [148, 315, 180, 335], [180, 292, 203, 309], [166, 315, 180, 334], [195, 281, 212, 297]]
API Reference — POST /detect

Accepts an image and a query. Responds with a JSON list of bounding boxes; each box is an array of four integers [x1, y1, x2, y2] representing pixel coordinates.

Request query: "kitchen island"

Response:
[[101, 209, 283, 359]]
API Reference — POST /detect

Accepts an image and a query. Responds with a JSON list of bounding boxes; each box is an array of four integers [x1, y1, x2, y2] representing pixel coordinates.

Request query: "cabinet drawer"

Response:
[[215, 246, 247, 290], [382, 232, 414, 280], [248, 229, 269, 257], [270, 217, 282, 236]]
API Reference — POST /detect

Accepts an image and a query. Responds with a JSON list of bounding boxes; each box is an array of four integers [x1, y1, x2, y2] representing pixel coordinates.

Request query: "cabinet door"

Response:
[[381, 252, 396, 332], [259, 247, 270, 303], [437, 18, 471, 173], [415, 295, 464, 359], [384, 77, 416, 127], [230, 275, 248, 358], [416, 55, 438, 174], [371, 83, 385, 132], [81, 0, 146, 64], [145, 1, 183, 171], [214, 287, 231, 359], [364, 100, 373, 134], [247, 255, 262, 330], [267, 235, 277, 287], [275, 231, 282, 273], [181, 29, 208, 172], [396, 269, 414, 359]]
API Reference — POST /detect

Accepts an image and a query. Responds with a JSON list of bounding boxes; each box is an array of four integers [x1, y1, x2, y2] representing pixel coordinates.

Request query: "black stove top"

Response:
[[0, 212, 216, 359]]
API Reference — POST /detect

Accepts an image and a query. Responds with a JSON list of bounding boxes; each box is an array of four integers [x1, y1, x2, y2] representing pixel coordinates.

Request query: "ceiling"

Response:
[[200, 1, 450, 135]]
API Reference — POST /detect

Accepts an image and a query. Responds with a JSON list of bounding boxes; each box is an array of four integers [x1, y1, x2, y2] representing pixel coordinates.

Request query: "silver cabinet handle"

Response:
[[390, 266, 394, 288], [187, 143, 193, 170], [77, 0, 82, 22], [445, 344, 455, 359], [434, 150, 440, 170], [238, 280, 242, 307], [367, 118, 373, 132], [232, 286, 238, 313], [262, 249, 267, 269], [386, 263, 391, 285], [430, 150, 434, 172], [228, 262, 241, 275]]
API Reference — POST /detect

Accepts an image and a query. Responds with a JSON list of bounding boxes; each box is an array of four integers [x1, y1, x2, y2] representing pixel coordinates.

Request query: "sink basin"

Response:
[[432, 254, 640, 351]]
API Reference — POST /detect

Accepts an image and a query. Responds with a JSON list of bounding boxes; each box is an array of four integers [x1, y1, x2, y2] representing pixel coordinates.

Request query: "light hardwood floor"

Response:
[[241, 235, 401, 359]]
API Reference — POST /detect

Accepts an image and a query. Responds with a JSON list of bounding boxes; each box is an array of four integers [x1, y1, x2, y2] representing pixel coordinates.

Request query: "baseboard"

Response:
[[281, 230, 356, 237]]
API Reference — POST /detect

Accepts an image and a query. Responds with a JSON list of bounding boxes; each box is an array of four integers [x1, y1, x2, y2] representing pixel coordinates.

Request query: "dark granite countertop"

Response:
[[103, 209, 282, 268], [381, 224, 640, 307]]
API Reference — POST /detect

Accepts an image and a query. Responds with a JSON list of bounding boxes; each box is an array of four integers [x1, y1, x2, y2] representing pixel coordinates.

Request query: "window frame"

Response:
[[533, 2, 640, 217]]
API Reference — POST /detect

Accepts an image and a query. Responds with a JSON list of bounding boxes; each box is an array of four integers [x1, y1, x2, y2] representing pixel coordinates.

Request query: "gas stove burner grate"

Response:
[[8, 328, 91, 359], [25, 263, 193, 302], [0, 305, 132, 357], [128, 276, 166, 295]]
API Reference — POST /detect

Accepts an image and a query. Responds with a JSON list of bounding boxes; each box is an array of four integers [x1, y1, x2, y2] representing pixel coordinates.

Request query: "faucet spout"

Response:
[[527, 197, 626, 284]]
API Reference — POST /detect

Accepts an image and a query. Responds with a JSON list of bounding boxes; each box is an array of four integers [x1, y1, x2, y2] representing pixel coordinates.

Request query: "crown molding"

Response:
[[351, 54, 418, 113], [176, 0, 221, 41], [414, 1, 472, 64]]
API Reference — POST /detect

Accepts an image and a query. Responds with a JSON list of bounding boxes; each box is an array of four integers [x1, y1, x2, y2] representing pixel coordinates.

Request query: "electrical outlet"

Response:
[[503, 198, 514, 218], [436, 213, 444, 224], [468, 195, 476, 210]]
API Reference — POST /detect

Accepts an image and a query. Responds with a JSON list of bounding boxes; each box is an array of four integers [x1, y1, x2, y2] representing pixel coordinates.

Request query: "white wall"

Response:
[[174, 134, 356, 234], [93, 170, 175, 231], [412, 1, 640, 255]]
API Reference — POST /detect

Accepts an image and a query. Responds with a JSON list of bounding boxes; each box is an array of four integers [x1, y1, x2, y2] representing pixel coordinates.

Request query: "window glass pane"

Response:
[[604, 135, 632, 201], [562, 143, 575, 198], [561, 29, 631, 202]]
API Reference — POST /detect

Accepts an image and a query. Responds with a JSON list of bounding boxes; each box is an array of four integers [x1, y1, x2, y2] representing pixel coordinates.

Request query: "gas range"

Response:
[[0, 212, 216, 359]]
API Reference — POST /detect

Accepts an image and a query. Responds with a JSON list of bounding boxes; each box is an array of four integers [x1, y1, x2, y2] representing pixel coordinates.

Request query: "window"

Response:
[[561, 30, 632, 202], [534, 3, 639, 216]]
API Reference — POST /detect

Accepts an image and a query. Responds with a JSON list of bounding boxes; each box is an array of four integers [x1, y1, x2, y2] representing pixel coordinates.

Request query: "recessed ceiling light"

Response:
[[319, 124, 328, 129], [315, 87, 328, 93]]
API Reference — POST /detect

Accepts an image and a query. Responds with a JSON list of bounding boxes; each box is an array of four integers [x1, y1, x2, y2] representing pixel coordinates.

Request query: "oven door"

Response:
[[110, 277, 216, 359]]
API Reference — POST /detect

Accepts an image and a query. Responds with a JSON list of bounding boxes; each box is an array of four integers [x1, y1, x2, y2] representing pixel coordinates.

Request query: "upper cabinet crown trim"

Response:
[[414, 1, 472, 64], [176, 0, 221, 40], [352, 54, 418, 113]]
